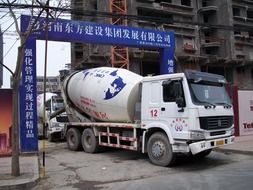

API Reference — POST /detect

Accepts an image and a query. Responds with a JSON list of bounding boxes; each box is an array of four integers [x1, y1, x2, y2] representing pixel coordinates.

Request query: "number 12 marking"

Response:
[[150, 109, 158, 117]]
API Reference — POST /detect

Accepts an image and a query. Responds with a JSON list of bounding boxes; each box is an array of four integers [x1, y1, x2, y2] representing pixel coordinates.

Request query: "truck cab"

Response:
[[141, 70, 234, 165], [47, 95, 69, 141]]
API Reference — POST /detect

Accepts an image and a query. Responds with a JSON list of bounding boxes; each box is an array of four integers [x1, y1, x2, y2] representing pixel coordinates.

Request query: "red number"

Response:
[[151, 109, 158, 117]]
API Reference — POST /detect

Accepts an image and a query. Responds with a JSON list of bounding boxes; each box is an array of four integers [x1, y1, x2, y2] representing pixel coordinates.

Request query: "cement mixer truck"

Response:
[[61, 67, 234, 166], [37, 93, 68, 141]]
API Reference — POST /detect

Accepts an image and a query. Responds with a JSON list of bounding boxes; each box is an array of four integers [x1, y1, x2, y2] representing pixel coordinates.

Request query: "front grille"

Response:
[[199, 116, 233, 130], [210, 131, 226, 136], [56, 116, 69, 122]]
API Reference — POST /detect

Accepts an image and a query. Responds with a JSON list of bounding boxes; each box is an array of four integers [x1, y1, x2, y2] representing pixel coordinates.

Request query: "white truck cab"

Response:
[[47, 95, 68, 141], [141, 70, 234, 165]]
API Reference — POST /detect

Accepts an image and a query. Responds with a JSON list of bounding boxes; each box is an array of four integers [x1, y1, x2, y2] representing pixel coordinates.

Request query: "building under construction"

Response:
[[71, 0, 253, 90]]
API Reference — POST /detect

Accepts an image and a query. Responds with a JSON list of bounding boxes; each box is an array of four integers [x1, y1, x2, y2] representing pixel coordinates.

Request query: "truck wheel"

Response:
[[147, 132, 176, 167], [66, 128, 82, 151], [81, 128, 99, 153], [47, 133, 53, 142]]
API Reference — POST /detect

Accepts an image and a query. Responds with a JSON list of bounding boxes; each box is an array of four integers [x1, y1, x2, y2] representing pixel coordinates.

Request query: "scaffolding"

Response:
[[109, 0, 129, 70]]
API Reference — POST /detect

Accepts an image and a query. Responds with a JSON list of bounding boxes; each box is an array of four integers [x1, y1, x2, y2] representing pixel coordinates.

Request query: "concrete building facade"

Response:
[[36, 76, 61, 95], [71, 0, 253, 90]]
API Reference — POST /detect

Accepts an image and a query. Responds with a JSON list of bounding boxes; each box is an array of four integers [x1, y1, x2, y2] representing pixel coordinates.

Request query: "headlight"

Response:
[[190, 131, 205, 140], [50, 122, 59, 128]]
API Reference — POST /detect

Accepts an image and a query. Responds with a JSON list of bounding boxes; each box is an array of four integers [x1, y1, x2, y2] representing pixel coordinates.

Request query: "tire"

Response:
[[66, 128, 82, 151], [47, 133, 53, 142], [147, 132, 176, 167], [81, 128, 99, 153], [194, 149, 212, 159]]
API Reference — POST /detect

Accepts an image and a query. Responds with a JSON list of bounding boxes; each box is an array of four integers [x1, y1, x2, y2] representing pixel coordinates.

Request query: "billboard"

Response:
[[0, 89, 12, 156], [238, 90, 253, 136]]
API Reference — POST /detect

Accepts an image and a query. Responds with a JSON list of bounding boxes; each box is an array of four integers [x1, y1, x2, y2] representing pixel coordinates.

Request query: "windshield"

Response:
[[189, 82, 231, 106], [52, 99, 64, 111]]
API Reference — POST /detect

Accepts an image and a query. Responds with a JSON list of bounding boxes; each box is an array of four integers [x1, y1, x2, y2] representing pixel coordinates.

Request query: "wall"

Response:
[[238, 90, 253, 136]]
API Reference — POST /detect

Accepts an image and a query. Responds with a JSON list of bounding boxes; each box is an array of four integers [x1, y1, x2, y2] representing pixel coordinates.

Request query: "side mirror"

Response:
[[175, 97, 184, 108], [175, 97, 184, 112], [174, 82, 185, 112]]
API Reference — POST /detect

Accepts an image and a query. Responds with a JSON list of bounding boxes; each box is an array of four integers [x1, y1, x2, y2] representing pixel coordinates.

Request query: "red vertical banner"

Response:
[[0, 89, 12, 156]]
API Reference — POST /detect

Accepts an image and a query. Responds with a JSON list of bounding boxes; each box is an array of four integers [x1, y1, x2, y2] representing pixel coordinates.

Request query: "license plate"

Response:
[[216, 140, 224, 146]]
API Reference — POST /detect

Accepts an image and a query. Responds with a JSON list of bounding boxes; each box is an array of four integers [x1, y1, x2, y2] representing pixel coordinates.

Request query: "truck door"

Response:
[[160, 79, 189, 139]]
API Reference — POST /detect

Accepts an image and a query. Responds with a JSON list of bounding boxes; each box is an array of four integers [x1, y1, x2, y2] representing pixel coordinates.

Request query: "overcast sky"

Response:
[[1, 2, 71, 88], [2, 38, 70, 88]]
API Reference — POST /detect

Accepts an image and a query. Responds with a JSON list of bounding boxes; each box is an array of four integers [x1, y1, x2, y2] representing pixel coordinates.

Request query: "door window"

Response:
[[163, 80, 185, 106]]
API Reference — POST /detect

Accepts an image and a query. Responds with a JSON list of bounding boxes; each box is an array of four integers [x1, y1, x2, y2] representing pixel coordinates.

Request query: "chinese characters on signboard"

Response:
[[20, 38, 38, 152], [21, 15, 175, 49]]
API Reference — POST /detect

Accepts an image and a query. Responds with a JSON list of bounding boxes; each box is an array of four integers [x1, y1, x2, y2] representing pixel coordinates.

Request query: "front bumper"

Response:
[[189, 135, 235, 155], [48, 126, 64, 134]]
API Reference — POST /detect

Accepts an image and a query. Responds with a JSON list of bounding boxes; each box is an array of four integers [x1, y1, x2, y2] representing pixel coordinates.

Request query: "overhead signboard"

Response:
[[21, 15, 175, 49]]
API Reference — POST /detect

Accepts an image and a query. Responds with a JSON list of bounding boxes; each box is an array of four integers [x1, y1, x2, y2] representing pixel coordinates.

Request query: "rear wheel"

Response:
[[66, 128, 82, 151], [81, 128, 99, 153], [147, 132, 176, 167]]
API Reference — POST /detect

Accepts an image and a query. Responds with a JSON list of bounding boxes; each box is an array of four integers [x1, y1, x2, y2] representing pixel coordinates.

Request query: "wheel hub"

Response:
[[70, 134, 76, 144], [85, 136, 91, 146], [151, 141, 165, 158]]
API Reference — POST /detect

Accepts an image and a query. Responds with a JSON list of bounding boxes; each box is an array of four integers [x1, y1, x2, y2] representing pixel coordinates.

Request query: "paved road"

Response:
[[33, 141, 253, 190]]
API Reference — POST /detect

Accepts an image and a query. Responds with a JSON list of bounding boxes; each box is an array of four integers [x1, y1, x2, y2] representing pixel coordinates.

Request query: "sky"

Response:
[[2, 33, 71, 88], [1, 2, 71, 88]]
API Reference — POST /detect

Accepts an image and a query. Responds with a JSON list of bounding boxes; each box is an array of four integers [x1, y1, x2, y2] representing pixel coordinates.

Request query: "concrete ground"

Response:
[[0, 155, 39, 190], [1, 135, 253, 189]]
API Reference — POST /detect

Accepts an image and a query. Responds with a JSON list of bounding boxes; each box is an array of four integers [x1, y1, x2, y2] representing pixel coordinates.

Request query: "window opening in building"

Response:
[[137, 8, 173, 23], [181, 0, 191, 6], [204, 31, 211, 43], [202, 1, 207, 7], [247, 10, 253, 19], [75, 51, 83, 59], [141, 61, 159, 76], [202, 0, 213, 7], [155, 0, 172, 3], [234, 30, 241, 35], [205, 48, 211, 55], [203, 14, 209, 23], [92, 2, 97, 10], [249, 30, 253, 37], [233, 7, 240, 17]]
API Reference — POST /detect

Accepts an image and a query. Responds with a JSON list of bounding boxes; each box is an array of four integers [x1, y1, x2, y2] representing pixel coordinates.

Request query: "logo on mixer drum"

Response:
[[104, 70, 126, 100]]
